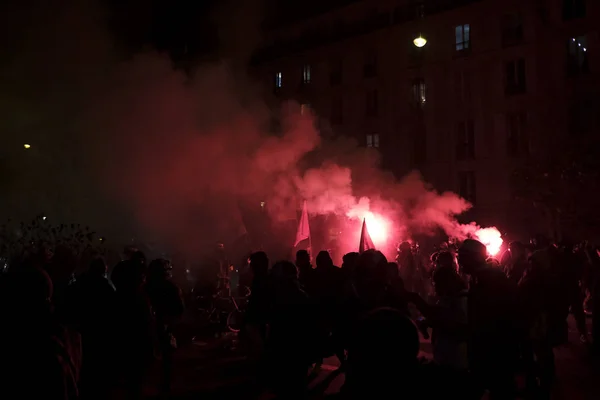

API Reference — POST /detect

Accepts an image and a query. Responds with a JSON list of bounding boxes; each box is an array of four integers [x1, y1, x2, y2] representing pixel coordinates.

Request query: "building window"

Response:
[[275, 72, 282, 89], [455, 24, 471, 51], [331, 96, 343, 124], [363, 51, 377, 77], [456, 120, 475, 160], [567, 36, 589, 75], [366, 134, 380, 148], [563, 0, 586, 20], [365, 89, 378, 117], [302, 64, 311, 84], [505, 59, 526, 95], [507, 112, 528, 157], [330, 59, 342, 86], [458, 171, 477, 204], [454, 71, 472, 103], [411, 78, 427, 107], [501, 14, 524, 47]]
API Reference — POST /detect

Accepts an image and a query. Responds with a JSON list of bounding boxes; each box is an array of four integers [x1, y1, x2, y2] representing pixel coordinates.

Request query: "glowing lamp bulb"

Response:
[[413, 35, 427, 48], [24, 144, 31, 149]]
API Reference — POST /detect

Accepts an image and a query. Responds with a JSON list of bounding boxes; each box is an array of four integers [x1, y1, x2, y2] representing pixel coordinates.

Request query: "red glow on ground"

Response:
[[475, 227, 503, 257]]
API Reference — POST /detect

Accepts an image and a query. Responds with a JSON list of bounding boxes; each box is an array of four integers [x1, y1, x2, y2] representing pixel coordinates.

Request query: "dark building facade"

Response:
[[252, 0, 600, 240]]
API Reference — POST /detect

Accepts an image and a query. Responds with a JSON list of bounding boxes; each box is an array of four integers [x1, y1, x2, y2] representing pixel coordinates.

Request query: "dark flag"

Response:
[[359, 218, 375, 253], [293, 200, 311, 253]]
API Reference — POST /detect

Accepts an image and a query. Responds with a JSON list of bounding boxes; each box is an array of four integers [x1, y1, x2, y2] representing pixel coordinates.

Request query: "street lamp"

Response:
[[413, 35, 427, 48], [23, 144, 31, 149]]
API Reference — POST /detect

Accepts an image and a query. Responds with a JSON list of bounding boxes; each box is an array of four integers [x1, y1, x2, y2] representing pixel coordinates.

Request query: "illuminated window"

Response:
[[505, 58, 526, 95], [302, 64, 311, 84], [275, 72, 282, 88], [455, 24, 471, 51], [411, 78, 426, 106], [366, 134, 380, 148], [567, 36, 589, 75]]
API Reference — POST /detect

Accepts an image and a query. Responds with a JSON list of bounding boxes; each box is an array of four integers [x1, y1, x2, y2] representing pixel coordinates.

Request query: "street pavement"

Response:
[[145, 316, 598, 399]]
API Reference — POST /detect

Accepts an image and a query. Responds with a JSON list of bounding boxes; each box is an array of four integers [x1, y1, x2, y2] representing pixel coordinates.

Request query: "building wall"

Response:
[[252, 0, 599, 238]]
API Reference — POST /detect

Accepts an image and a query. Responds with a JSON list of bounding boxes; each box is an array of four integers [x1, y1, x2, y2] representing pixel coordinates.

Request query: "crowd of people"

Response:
[[0, 246, 184, 399], [241, 237, 599, 399], [0, 234, 597, 399]]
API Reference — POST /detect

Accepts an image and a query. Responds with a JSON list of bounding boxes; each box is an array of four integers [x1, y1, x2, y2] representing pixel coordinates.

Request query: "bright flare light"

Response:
[[413, 35, 427, 48], [475, 227, 503, 257], [347, 206, 391, 246], [23, 144, 31, 149]]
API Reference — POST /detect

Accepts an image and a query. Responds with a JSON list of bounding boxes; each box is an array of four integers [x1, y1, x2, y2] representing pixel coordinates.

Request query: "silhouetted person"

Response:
[[397, 241, 419, 292], [246, 251, 271, 342], [295, 249, 315, 295], [458, 239, 518, 399], [383, 262, 409, 315], [558, 241, 588, 342], [343, 308, 477, 399], [518, 250, 556, 396], [72, 257, 117, 399], [0, 263, 81, 399], [111, 259, 155, 399], [266, 261, 318, 399], [505, 241, 528, 285], [47, 244, 78, 324], [409, 264, 468, 370], [146, 259, 184, 394]]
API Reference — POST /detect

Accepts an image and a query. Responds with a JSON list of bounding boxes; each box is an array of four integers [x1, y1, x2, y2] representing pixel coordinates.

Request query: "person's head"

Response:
[[271, 260, 299, 284], [342, 252, 359, 272], [111, 259, 144, 292], [530, 234, 550, 251], [435, 251, 456, 270], [47, 244, 77, 282], [295, 249, 311, 268], [148, 258, 172, 281], [123, 246, 138, 260], [399, 241, 412, 254], [458, 239, 487, 275], [508, 241, 526, 261], [249, 251, 269, 277], [316, 250, 333, 268], [355, 250, 388, 292], [432, 265, 465, 297], [349, 308, 420, 373], [2, 264, 53, 318], [131, 251, 146, 267], [89, 257, 107, 277]]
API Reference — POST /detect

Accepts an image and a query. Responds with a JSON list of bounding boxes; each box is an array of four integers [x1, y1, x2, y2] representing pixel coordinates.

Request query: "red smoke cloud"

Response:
[[0, 1, 502, 259]]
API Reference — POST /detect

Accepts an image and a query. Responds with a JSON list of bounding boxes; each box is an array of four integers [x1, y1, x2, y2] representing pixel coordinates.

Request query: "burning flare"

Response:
[[347, 206, 390, 246], [475, 227, 503, 257]]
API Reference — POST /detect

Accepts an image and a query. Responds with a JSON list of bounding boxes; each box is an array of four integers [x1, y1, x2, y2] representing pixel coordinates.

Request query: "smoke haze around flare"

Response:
[[0, 0, 500, 257]]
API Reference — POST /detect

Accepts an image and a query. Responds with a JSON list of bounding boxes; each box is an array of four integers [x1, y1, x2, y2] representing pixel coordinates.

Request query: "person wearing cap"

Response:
[[458, 239, 519, 399]]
